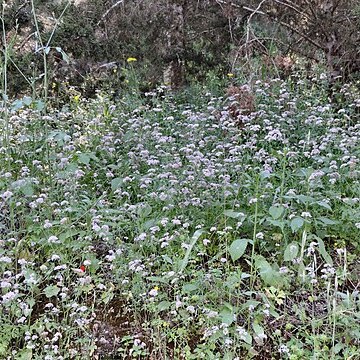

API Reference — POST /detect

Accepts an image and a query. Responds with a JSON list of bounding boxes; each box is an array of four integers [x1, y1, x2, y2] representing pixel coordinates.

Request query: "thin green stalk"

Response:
[[250, 176, 260, 290], [1, 4, 9, 150], [30, 0, 48, 111], [331, 276, 338, 360]]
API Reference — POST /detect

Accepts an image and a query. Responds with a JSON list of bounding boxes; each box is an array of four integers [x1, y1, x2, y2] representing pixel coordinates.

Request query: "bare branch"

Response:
[[303, 0, 318, 20], [242, 5, 325, 51], [273, 0, 314, 23]]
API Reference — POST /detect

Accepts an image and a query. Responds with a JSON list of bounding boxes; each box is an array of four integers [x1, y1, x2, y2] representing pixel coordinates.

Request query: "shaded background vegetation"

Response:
[[1, 0, 360, 98]]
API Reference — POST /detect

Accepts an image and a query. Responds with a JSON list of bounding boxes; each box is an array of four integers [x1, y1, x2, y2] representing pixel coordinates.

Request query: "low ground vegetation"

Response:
[[0, 73, 359, 359]]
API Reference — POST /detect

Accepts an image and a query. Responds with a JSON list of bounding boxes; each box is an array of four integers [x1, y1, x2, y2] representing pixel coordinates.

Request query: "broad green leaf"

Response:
[[15, 348, 32, 360], [22, 96, 32, 106], [290, 217, 304, 232], [143, 218, 157, 230], [137, 205, 152, 217], [284, 242, 299, 261], [317, 217, 338, 225], [242, 332, 252, 345], [111, 177, 123, 191], [253, 323, 266, 345], [35, 100, 45, 111], [252, 323, 265, 337], [157, 301, 171, 311], [260, 170, 271, 179], [255, 256, 271, 271], [255, 256, 281, 287], [315, 201, 332, 211], [11, 99, 24, 111], [78, 153, 91, 165], [182, 283, 198, 292], [11, 179, 34, 197], [220, 306, 234, 325], [269, 205, 284, 219], [44, 285, 60, 298], [296, 195, 315, 204], [59, 230, 80, 242], [21, 184, 34, 197], [241, 272, 251, 279], [229, 239, 248, 262], [223, 353, 234, 360], [268, 219, 285, 230]]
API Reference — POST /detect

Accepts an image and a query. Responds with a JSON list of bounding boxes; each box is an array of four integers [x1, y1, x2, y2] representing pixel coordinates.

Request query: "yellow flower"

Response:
[[154, 286, 159, 291], [227, 73, 234, 78], [127, 57, 137, 63]]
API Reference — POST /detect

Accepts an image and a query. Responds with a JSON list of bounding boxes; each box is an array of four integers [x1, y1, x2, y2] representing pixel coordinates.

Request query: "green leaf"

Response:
[[315, 201, 332, 211], [253, 323, 265, 337], [255, 256, 280, 286], [0, 341, 8, 356], [15, 348, 32, 360], [59, 230, 80, 242], [223, 210, 246, 220], [179, 230, 204, 273], [56, 47, 70, 64], [146, 276, 169, 284], [21, 184, 34, 197], [269, 205, 284, 219], [137, 205, 152, 217], [161, 255, 173, 264], [317, 238, 333, 265], [44, 285, 60, 298], [317, 217, 338, 225], [11, 99, 24, 111], [220, 305, 234, 325], [111, 177, 123, 191], [260, 170, 271, 179], [296, 195, 315, 204], [253, 323, 266, 345], [11, 179, 35, 197], [290, 217, 304, 232], [284, 242, 299, 261], [35, 100, 45, 111], [22, 96, 32, 106], [182, 283, 199, 292], [157, 301, 171, 311], [268, 219, 285, 230], [243, 333, 252, 345], [143, 218, 157, 230], [223, 352, 234, 360], [229, 239, 248, 262], [78, 153, 91, 165]]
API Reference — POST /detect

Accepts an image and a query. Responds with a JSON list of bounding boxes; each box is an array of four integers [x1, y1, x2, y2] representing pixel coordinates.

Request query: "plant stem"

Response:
[[1, 4, 9, 152], [30, 0, 48, 112], [250, 176, 260, 290]]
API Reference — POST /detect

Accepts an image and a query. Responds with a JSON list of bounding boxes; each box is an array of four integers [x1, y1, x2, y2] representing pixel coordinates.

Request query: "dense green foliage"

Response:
[[0, 70, 359, 358]]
